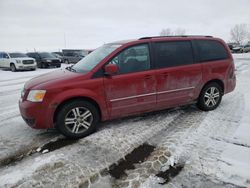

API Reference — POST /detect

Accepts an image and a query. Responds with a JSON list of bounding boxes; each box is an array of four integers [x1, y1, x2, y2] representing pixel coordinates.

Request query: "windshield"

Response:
[[72, 44, 121, 73], [39, 52, 56, 58], [9, 53, 28, 58], [75, 51, 88, 56]]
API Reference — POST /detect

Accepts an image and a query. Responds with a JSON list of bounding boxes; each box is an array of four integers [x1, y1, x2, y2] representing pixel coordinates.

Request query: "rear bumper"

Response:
[[225, 76, 236, 94]]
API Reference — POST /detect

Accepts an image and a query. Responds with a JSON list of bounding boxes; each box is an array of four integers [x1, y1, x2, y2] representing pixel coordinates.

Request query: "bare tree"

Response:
[[160, 28, 186, 36], [230, 24, 247, 45], [247, 25, 250, 43], [160, 28, 173, 36], [174, 28, 186, 35]]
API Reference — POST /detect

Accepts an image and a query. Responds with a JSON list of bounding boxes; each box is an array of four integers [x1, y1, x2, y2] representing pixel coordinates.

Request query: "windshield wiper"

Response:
[[65, 65, 76, 72]]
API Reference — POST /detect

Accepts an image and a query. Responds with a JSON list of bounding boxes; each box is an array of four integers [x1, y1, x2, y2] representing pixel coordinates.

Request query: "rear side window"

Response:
[[154, 41, 194, 68], [194, 40, 228, 62], [0, 53, 3, 59]]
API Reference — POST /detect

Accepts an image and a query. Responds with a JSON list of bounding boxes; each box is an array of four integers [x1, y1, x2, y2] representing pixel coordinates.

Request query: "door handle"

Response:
[[144, 75, 153, 79], [161, 72, 168, 77]]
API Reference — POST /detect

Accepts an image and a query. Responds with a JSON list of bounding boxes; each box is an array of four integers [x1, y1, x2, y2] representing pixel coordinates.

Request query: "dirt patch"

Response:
[[39, 138, 78, 153], [0, 138, 77, 168], [108, 143, 155, 179], [156, 163, 184, 184]]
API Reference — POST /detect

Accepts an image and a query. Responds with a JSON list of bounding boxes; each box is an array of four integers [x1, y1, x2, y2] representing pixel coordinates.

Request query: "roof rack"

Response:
[[139, 35, 213, 40]]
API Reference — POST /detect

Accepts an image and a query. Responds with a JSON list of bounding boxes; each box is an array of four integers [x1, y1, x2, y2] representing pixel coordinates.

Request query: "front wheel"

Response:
[[197, 82, 222, 111], [10, 64, 16, 72], [56, 100, 99, 139]]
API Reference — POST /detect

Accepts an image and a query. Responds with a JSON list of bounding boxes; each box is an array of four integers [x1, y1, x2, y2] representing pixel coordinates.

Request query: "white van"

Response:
[[0, 52, 37, 72]]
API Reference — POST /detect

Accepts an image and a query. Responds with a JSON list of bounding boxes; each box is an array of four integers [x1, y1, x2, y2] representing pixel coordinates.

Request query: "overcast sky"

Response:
[[0, 0, 250, 52]]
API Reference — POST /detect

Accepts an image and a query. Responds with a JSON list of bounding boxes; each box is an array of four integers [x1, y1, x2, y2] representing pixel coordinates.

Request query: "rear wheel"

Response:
[[197, 82, 222, 111], [10, 64, 16, 72], [56, 100, 99, 139], [65, 59, 69, 64]]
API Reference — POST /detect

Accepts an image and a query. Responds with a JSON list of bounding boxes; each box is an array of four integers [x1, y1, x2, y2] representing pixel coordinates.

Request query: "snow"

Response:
[[0, 55, 250, 187]]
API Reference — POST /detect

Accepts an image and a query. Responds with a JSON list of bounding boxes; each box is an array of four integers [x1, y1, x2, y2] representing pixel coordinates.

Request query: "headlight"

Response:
[[16, 60, 22, 63], [27, 90, 46, 102], [46, 60, 52, 63]]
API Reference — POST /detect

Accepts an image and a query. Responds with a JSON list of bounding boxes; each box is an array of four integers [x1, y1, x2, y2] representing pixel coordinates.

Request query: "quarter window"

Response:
[[108, 44, 151, 74], [155, 41, 194, 68], [195, 40, 228, 62]]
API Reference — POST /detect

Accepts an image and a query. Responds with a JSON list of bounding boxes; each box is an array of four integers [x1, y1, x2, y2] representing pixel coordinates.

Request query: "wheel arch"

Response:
[[202, 79, 224, 94], [53, 96, 102, 124]]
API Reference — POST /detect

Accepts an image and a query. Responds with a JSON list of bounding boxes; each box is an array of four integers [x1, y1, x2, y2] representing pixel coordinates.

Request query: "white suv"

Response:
[[0, 52, 37, 72]]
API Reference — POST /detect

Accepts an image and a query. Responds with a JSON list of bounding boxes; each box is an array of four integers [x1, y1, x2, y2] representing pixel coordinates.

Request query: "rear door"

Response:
[[153, 40, 202, 109], [103, 43, 157, 118]]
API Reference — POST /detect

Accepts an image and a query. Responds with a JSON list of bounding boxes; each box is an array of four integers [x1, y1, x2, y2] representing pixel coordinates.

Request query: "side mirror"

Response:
[[104, 64, 119, 76]]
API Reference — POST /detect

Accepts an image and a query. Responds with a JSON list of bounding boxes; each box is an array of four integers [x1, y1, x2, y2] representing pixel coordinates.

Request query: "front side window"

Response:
[[195, 40, 228, 62], [155, 41, 194, 68], [108, 44, 151, 74], [0, 53, 3, 59]]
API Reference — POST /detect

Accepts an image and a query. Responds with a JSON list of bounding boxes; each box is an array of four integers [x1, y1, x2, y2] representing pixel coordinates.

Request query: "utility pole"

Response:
[[64, 33, 66, 48]]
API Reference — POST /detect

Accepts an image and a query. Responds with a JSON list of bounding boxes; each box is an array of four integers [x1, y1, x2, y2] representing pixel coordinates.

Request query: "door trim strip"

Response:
[[110, 86, 195, 102], [110, 92, 156, 102], [157, 86, 194, 95]]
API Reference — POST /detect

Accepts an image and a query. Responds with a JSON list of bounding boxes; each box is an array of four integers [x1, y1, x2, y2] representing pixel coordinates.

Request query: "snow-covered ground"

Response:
[[0, 55, 249, 188]]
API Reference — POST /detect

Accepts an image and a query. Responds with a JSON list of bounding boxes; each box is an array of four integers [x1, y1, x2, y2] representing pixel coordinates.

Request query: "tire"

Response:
[[41, 63, 48, 68], [57, 64, 61, 68], [10, 64, 16, 72], [55, 100, 100, 139], [65, 59, 69, 64], [197, 82, 222, 111]]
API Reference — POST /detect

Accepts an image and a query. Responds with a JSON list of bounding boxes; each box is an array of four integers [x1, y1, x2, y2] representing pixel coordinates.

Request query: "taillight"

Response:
[[229, 60, 235, 78]]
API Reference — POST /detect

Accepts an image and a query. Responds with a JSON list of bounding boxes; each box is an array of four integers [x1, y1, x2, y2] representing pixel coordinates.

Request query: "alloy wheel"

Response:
[[203, 87, 220, 107], [64, 107, 93, 134]]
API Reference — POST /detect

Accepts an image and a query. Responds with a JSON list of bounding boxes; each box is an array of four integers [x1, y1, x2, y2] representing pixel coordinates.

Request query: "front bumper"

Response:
[[17, 65, 36, 70], [19, 99, 53, 129]]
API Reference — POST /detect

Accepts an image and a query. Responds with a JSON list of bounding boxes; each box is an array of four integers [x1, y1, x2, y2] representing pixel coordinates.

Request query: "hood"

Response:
[[12, 57, 35, 61], [24, 68, 88, 90], [43, 57, 60, 61]]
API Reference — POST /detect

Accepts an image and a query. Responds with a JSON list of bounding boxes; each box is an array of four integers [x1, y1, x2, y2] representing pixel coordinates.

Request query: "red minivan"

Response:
[[19, 36, 236, 138]]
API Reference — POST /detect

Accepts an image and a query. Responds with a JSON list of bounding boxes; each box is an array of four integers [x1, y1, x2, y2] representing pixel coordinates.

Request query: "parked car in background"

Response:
[[52, 52, 64, 63], [0, 52, 36, 72], [26, 52, 61, 68], [62, 49, 88, 64], [227, 42, 238, 51], [231, 45, 243, 53], [19, 36, 236, 139], [241, 44, 250, 53], [53, 52, 63, 56]]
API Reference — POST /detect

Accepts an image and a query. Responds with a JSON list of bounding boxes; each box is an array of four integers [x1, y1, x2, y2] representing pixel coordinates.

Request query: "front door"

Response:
[[2, 53, 10, 68], [104, 44, 157, 119]]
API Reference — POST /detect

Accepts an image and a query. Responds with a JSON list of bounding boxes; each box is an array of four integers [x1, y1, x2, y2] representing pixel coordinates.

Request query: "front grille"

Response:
[[22, 116, 35, 127], [23, 60, 34, 64], [52, 60, 60, 63]]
